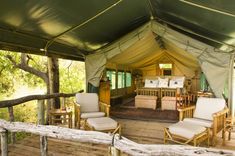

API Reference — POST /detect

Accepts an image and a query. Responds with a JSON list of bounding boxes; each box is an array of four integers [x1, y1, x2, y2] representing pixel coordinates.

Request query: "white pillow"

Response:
[[158, 77, 168, 88], [144, 79, 158, 88], [169, 77, 185, 88]]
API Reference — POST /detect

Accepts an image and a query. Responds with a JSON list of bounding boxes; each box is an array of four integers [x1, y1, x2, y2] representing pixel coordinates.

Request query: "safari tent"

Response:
[[0, 0, 234, 113], [0, 0, 235, 155], [0, 0, 234, 115]]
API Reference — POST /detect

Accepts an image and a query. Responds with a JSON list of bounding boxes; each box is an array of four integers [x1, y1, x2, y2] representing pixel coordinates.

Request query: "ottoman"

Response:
[[86, 117, 121, 134], [161, 96, 177, 110], [164, 121, 209, 146], [135, 95, 157, 110]]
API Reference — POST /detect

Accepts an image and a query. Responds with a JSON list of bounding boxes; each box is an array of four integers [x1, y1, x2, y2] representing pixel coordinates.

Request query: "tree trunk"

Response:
[[48, 57, 60, 109]]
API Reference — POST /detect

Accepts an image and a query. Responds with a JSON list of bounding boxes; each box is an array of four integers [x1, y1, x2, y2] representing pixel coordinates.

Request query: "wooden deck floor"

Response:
[[6, 118, 235, 156]]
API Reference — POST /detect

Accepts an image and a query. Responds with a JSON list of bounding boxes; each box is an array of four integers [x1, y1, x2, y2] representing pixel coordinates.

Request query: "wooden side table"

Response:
[[49, 109, 72, 128]]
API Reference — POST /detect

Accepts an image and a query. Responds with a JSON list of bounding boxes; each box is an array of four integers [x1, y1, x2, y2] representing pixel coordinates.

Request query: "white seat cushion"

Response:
[[87, 117, 118, 131], [76, 93, 99, 112], [81, 112, 105, 119], [183, 118, 213, 128], [194, 97, 226, 120], [168, 121, 206, 139]]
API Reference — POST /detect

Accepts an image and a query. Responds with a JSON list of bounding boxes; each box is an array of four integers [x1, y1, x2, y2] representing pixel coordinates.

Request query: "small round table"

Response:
[[49, 109, 72, 128]]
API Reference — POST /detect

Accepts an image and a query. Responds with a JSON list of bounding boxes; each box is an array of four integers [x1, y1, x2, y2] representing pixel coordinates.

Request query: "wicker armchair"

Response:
[[177, 97, 229, 145], [74, 93, 110, 129]]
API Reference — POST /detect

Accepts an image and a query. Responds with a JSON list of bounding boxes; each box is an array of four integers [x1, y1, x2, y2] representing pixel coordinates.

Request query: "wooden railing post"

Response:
[[0, 128, 8, 156], [40, 136, 48, 156], [37, 100, 48, 156], [37, 100, 45, 125], [7, 106, 15, 144]]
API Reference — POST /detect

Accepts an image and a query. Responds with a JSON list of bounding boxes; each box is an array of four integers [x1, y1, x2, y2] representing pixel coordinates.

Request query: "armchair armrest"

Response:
[[213, 108, 229, 118], [99, 101, 110, 117], [178, 105, 196, 121], [212, 108, 229, 134]]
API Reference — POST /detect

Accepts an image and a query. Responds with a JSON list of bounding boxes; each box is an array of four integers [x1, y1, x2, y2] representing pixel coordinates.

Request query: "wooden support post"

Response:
[[37, 100, 45, 125], [38, 100, 48, 155], [7, 107, 15, 144], [40, 136, 48, 156], [0, 128, 8, 156]]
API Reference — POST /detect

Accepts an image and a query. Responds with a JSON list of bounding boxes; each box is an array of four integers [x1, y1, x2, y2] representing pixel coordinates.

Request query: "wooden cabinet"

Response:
[[99, 81, 110, 105]]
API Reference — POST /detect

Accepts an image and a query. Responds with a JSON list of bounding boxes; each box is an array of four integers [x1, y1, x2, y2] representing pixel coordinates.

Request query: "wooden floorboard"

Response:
[[3, 118, 235, 156]]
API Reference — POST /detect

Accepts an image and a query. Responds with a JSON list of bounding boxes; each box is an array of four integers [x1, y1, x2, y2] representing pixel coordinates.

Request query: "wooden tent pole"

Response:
[[228, 54, 235, 117]]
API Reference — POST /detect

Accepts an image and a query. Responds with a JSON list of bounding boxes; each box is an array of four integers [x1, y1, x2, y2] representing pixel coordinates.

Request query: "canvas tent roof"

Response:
[[107, 32, 199, 78], [0, 0, 234, 61], [0, 1, 234, 99]]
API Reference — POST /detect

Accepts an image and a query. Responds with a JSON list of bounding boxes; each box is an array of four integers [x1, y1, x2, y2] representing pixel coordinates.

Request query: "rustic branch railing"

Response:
[[0, 92, 83, 108], [0, 119, 234, 156], [0, 90, 83, 146]]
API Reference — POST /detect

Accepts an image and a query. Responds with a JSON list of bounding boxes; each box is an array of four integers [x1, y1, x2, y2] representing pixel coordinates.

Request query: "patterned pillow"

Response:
[[144, 79, 158, 88], [169, 77, 185, 88]]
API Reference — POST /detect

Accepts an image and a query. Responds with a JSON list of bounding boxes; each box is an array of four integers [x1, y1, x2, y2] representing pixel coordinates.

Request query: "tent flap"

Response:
[[85, 22, 151, 87], [151, 21, 232, 97]]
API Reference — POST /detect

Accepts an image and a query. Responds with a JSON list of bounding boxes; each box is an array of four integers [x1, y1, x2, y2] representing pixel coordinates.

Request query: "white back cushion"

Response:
[[144, 79, 158, 88], [158, 77, 168, 88], [76, 93, 99, 112], [194, 97, 226, 120], [169, 77, 185, 88]]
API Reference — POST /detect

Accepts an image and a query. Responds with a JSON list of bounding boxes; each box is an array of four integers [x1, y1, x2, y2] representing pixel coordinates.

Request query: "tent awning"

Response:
[[0, 0, 234, 60]]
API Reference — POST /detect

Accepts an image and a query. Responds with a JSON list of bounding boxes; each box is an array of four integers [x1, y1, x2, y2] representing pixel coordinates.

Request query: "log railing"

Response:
[[0, 90, 83, 144], [0, 119, 234, 156], [0, 91, 234, 156]]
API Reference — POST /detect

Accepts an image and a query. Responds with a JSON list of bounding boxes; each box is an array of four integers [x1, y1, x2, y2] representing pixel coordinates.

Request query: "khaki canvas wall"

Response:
[[86, 21, 232, 99]]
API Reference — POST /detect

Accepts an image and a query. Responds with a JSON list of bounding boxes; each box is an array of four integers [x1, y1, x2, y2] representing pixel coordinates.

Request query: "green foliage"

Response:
[[0, 51, 17, 96], [13, 102, 37, 123], [0, 51, 47, 96], [0, 108, 9, 120], [0, 51, 86, 141], [59, 59, 85, 93]]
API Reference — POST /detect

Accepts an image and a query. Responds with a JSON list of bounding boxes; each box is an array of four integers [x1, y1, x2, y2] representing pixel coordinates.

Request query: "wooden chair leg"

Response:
[[228, 131, 231, 140], [69, 114, 72, 128], [118, 125, 121, 136], [207, 129, 210, 147], [193, 139, 197, 146], [77, 118, 81, 129], [222, 130, 226, 145], [163, 129, 167, 144]]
